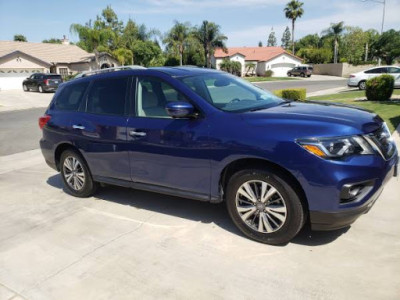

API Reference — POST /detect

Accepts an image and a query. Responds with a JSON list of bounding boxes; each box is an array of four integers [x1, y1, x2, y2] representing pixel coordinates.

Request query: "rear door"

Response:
[[126, 75, 211, 197], [69, 76, 132, 181]]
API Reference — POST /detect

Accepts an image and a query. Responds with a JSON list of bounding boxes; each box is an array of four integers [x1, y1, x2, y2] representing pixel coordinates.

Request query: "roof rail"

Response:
[[78, 65, 146, 78]]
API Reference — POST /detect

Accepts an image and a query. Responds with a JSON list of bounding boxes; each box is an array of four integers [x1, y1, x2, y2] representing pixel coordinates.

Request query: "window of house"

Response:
[[55, 81, 89, 111], [86, 77, 128, 115], [136, 77, 188, 118], [59, 68, 69, 76]]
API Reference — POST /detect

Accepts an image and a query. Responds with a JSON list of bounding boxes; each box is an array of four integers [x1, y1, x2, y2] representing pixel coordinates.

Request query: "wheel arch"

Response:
[[54, 143, 86, 171], [219, 158, 309, 212]]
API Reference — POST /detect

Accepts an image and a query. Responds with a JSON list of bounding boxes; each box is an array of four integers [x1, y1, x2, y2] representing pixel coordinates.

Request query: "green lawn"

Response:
[[308, 90, 400, 132], [245, 76, 298, 83]]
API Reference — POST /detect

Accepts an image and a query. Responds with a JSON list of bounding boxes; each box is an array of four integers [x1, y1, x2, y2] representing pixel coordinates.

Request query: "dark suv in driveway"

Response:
[[23, 73, 63, 93], [287, 66, 313, 77], [39, 67, 398, 245]]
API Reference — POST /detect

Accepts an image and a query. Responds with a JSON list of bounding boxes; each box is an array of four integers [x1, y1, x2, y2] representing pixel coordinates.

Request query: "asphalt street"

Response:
[[0, 107, 45, 156], [256, 79, 347, 93]]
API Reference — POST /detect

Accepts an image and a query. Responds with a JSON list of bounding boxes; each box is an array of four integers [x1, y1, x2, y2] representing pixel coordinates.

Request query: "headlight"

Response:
[[297, 135, 374, 159]]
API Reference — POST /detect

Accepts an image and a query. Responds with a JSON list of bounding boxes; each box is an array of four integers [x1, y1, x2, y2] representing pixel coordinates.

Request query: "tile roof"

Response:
[[214, 46, 301, 62], [0, 40, 94, 64]]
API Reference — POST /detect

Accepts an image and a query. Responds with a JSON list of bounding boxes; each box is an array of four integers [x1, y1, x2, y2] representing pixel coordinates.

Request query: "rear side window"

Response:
[[86, 77, 128, 115], [365, 68, 387, 74], [55, 81, 89, 111]]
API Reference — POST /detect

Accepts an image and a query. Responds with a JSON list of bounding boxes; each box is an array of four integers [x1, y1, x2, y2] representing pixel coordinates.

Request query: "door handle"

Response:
[[129, 130, 146, 137], [72, 125, 85, 130]]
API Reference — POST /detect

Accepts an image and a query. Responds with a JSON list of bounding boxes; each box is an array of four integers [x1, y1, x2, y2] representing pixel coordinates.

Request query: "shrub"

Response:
[[366, 74, 394, 101], [264, 70, 273, 77], [274, 88, 306, 101]]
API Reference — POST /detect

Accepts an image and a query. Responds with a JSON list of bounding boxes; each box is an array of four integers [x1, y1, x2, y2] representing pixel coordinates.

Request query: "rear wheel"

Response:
[[60, 149, 98, 197], [38, 85, 44, 93], [226, 169, 306, 245], [358, 81, 366, 90], [300, 73, 305, 78]]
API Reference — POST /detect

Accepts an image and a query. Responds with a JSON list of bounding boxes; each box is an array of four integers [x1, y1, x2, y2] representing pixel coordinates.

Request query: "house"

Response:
[[212, 46, 303, 77], [0, 39, 119, 90]]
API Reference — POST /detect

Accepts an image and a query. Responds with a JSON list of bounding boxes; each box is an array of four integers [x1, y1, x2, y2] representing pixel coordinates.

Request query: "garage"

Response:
[[270, 62, 296, 77], [0, 68, 43, 90]]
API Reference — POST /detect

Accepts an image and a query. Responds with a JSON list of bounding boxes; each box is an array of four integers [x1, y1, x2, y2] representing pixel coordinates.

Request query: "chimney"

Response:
[[62, 35, 69, 45]]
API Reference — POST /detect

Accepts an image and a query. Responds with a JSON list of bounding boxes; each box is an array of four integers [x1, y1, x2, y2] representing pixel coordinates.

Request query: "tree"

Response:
[[245, 62, 256, 75], [281, 26, 291, 49], [374, 29, 400, 65], [297, 48, 332, 64], [163, 21, 192, 66], [42, 38, 62, 44], [132, 40, 162, 67], [295, 34, 320, 52], [219, 58, 241, 76], [193, 20, 227, 68], [267, 28, 277, 47], [14, 34, 27, 42], [258, 41, 263, 47], [284, 0, 304, 54], [341, 27, 368, 64], [322, 21, 345, 63], [113, 48, 133, 65]]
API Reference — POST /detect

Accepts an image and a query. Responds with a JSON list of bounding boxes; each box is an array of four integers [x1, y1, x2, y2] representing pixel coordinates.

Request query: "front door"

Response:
[[127, 76, 211, 197]]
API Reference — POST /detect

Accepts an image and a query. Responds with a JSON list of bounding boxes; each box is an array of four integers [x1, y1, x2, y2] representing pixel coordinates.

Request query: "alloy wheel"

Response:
[[235, 180, 287, 233], [63, 156, 85, 191]]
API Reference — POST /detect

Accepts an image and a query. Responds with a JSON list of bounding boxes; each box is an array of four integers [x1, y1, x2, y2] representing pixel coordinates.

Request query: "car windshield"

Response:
[[179, 73, 283, 112]]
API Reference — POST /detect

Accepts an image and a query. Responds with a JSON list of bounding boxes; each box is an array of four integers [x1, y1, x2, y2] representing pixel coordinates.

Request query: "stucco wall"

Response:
[[313, 63, 378, 77], [0, 53, 49, 69]]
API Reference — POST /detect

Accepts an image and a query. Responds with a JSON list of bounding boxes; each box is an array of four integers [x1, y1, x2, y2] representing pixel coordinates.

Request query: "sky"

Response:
[[0, 0, 399, 47]]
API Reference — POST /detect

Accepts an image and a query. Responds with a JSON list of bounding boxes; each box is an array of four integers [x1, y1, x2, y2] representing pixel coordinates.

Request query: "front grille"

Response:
[[365, 123, 396, 160]]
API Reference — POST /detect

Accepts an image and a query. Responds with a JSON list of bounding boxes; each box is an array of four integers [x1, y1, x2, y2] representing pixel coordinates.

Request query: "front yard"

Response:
[[307, 90, 400, 132]]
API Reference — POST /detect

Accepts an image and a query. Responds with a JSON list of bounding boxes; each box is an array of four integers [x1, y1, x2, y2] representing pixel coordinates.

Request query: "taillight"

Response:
[[44, 79, 49, 85], [39, 115, 51, 129], [349, 75, 355, 78]]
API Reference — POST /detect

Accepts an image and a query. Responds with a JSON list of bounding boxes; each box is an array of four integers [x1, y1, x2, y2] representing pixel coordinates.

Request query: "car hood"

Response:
[[243, 101, 383, 134]]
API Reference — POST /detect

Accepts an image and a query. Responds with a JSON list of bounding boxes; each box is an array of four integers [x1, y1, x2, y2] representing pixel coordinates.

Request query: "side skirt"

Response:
[[93, 175, 216, 202]]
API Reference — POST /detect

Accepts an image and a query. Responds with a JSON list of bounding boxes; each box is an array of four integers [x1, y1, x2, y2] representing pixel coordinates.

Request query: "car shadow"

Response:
[[47, 174, 349, 247]]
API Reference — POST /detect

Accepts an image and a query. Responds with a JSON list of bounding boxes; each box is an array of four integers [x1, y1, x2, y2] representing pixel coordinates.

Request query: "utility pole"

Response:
[[362, 0, 386, 65]]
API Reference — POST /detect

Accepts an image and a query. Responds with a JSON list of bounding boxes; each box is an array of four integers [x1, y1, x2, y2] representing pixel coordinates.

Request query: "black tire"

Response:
[[307, 75, 311, 78], [23, 84, 28, 92], [38, 85, 44, 93], [287, 73, 292, 77], [60, 149, 98, 197], [300, 73, 305, 78], [358, 81, 366, 90], [226, 169, 306, 245]]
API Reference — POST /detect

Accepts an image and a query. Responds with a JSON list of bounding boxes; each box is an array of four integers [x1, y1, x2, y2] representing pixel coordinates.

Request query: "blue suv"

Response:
[[39, 67, 398, 245]]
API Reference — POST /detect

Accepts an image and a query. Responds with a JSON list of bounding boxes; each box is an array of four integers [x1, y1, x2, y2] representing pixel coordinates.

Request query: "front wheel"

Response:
[[23, 84, 28, 92], [226, 169, 306, 245], [38, 85, 44, 93], [300, 73, 305, 78], [60, 149, 98, 197]]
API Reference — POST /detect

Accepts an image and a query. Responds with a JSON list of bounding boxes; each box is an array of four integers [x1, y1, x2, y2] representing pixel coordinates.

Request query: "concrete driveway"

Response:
[[0, 131, 400, 299], [0, 90, 53, 112]]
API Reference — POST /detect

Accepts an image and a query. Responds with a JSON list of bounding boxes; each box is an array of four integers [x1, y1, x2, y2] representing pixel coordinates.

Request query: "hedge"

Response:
[[274, 88, 306, 101], [366, 74, 394, 101]]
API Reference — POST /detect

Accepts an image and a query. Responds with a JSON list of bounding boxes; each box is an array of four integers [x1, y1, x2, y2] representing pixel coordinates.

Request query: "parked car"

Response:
[[39, 67, 398, 245], [23, 73, 63, 93], [348, 66, 400, 90], [287, 66, 313, 77]]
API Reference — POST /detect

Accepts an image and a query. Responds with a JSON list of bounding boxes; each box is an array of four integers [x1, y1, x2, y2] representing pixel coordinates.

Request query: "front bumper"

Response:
[[309, 155, 398, 230]]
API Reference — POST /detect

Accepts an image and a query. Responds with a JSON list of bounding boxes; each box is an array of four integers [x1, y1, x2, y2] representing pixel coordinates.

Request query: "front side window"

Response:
[[388, 67, 400, 74], [86, 77, 128, 115], [55, 81, 89, 111], [180, 73, 283, 112], [136, 77, 188, 118], [365, 68, 387, 74]]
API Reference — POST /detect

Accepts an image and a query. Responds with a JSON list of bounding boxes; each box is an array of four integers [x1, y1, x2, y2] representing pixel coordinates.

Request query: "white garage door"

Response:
[[271, 63, 296, 77], [0, 69, 44, 90]]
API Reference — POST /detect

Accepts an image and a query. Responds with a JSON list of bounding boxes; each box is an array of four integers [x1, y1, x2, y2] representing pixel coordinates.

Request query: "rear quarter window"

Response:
[[55, 82, 89, 111]]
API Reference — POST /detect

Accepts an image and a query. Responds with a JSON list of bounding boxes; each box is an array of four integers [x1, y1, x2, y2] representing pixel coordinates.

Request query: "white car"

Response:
[[348, 66, 400, 90]]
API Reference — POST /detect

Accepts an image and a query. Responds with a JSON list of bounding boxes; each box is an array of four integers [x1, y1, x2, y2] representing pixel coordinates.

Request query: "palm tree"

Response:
[[194, 21, 227, 68], [163, 21, 191, 66], [284, 0, 304, 54], [322, 21, 345, 64]]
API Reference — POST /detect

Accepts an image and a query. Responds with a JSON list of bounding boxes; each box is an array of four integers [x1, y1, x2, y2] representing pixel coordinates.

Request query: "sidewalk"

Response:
[[0, 90, 53, 112]]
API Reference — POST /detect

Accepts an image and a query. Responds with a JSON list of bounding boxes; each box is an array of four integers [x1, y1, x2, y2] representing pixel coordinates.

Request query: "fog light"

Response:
[[340, 180, 374, 204]]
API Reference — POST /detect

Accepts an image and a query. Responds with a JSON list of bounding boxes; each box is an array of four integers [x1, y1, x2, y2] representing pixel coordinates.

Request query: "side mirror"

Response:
[[165, 102, 195, 118]]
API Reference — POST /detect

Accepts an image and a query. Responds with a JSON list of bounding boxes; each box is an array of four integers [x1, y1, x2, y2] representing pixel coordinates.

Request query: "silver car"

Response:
[[348, 66, 400, 90]]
